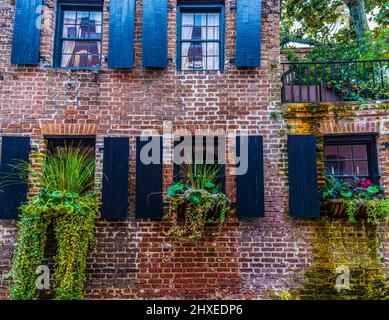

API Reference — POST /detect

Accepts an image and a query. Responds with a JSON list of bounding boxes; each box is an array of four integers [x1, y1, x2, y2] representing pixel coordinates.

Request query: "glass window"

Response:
[[322, 134, 380, 185], [179, 9, 222, 71], [173, 136, 225, 189], [46, 137, 95, 159], [324, 144, 369, 178], [58, 7, 103, 69]]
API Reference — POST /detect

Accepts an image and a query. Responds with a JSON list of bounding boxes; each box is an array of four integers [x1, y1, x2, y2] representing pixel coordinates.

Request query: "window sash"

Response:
[[323, 134, 379, 183], [177, 5, 224, 71], [55, 4, 103, 69]]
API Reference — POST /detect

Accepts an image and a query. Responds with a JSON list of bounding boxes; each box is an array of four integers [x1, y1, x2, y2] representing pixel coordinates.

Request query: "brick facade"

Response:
[[0, 0, 388, 299]]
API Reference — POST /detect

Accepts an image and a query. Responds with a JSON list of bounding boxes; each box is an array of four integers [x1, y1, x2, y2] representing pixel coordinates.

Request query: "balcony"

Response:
[[281, 59, 389, 103]]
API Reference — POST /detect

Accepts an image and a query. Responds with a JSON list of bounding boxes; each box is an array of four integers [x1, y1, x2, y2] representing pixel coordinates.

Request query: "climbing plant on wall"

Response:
[[2, 146, 98, 300]]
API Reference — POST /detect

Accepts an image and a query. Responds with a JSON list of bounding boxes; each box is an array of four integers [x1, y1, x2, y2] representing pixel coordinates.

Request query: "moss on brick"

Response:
[[295, 217, 389, 300]]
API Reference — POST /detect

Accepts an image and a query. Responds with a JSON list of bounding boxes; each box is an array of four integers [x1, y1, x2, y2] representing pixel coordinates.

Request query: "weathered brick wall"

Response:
[[0, 0, 388, 300], [284, 102, 389, 298]]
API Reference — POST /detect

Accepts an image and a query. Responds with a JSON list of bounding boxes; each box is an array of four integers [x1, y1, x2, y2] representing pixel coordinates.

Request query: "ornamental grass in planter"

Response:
[[1, 146, 98, 300], [164, 163, 231, 242], [321, 176, 389, 224]]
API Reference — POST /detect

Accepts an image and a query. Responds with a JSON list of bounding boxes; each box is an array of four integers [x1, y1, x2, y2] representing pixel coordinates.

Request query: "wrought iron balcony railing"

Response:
[[281, 59, 389, 103]]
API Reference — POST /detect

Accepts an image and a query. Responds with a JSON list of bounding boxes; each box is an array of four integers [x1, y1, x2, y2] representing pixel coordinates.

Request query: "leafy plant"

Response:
[[2, 145, 95, 195], [7, 205, 50, 300], [322, 176, 384, 201], [164, 164, 231, 242], [6, 147, 98, 300], [321, 176, 388, 224]]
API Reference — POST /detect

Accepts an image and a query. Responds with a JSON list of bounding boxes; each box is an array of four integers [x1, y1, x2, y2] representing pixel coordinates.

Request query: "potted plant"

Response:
[[164, 163, 231, 242], [1, 146, 98, 300], [321, 176, 389, 224]]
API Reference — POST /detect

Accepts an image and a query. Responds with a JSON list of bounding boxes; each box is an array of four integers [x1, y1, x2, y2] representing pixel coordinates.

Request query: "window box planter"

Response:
[[164, 186, 231, 241], [321, 199, 367, 219], [174, 193, 227, 224]]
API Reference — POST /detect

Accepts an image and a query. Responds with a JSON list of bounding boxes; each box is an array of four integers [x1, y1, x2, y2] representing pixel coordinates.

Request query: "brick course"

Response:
[[0, 0, 388, 299]]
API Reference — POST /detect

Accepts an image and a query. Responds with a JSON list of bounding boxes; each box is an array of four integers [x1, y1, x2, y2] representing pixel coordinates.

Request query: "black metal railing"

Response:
[[281, 59, 389, 103]]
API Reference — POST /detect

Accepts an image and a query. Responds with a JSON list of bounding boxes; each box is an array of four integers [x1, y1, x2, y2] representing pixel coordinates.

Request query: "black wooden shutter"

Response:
[[288, 135, 320, 218], [142, 0, 168, 68], [108, 0, 136, 68], [11, 0, 42, 65], [236, 136, 264, 218], [235, 0, 262, 67], [101, 137, 129, 220], [136, 136, 163, 218], [0, 137, 30, 219]]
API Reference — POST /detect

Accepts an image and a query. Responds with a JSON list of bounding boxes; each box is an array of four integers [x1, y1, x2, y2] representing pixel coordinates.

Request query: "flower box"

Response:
[[321, 199, 367, 219]]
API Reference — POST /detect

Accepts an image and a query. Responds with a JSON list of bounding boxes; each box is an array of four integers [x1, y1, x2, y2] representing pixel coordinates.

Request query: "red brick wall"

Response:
[[1, 0, 388, 300]]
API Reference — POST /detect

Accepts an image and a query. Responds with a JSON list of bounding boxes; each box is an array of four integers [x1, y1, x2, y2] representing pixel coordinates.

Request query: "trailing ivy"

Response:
[[8, 204, 50, 300], [8, 190, 98, 300], [3, 146, 97, 300], [51, 193, 97, 300], [164, 187, 230, 242], [164, 164, 231, 242]]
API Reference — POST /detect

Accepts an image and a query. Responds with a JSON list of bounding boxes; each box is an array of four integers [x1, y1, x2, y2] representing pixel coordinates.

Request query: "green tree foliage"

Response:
[[281, 0, 388, 45]]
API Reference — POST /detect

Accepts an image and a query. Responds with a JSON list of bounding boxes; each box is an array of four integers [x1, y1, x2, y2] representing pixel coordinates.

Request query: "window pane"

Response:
[[207, 42, 219, 56], [181, 56, 189, 70], [354, 161, 369, 176], [207, 56, 219, 70], [77, 24, 89, 38], [191, 26, 202, 40], [61, 54, 74, 67], [194, 13, 206, 26], [191, 42, 203, 69], [89, 11, 102, 25], [325, 161, 338, 176], [88, 41, 101, 55], [338, 145, 352, 160], [338, 160, 354, 176], [88, 24, 102, 38], [64, 11, 76, 24], [182, 13, 194, 26], [62, 41, 75, 54], [202, 56, 207, 70], [353, 145, 367, 160], [63, 25, 77, 38], [206, 27, 219, 40], [77, 11, 89, 25], [73, 54, 89, 67], [182, 27, 193, 40], [324, 145, 338, 160], [74, 42, 89, 55], [88, 55, 100, 67], [207, 13, 219, 26]]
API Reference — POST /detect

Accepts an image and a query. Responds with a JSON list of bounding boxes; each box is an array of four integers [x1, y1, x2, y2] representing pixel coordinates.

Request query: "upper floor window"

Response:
[[324, 134, 379, 183], [55, 4, 103, 69], [177, 5, 224, 71]]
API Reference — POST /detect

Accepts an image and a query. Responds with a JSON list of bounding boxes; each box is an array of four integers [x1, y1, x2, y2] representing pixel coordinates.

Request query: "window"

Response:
[[173, 136, 226, 190], [46, 136, 96, 159], [177, 5, 224, 71], [55, 4, 103, 69], [324, 134, 379, 183]]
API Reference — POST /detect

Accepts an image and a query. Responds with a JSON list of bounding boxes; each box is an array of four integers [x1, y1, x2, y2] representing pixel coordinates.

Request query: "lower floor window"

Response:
[[324, 134, 379, 183], [46, 136, 96, 159], [173, 135, 225, 190]]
